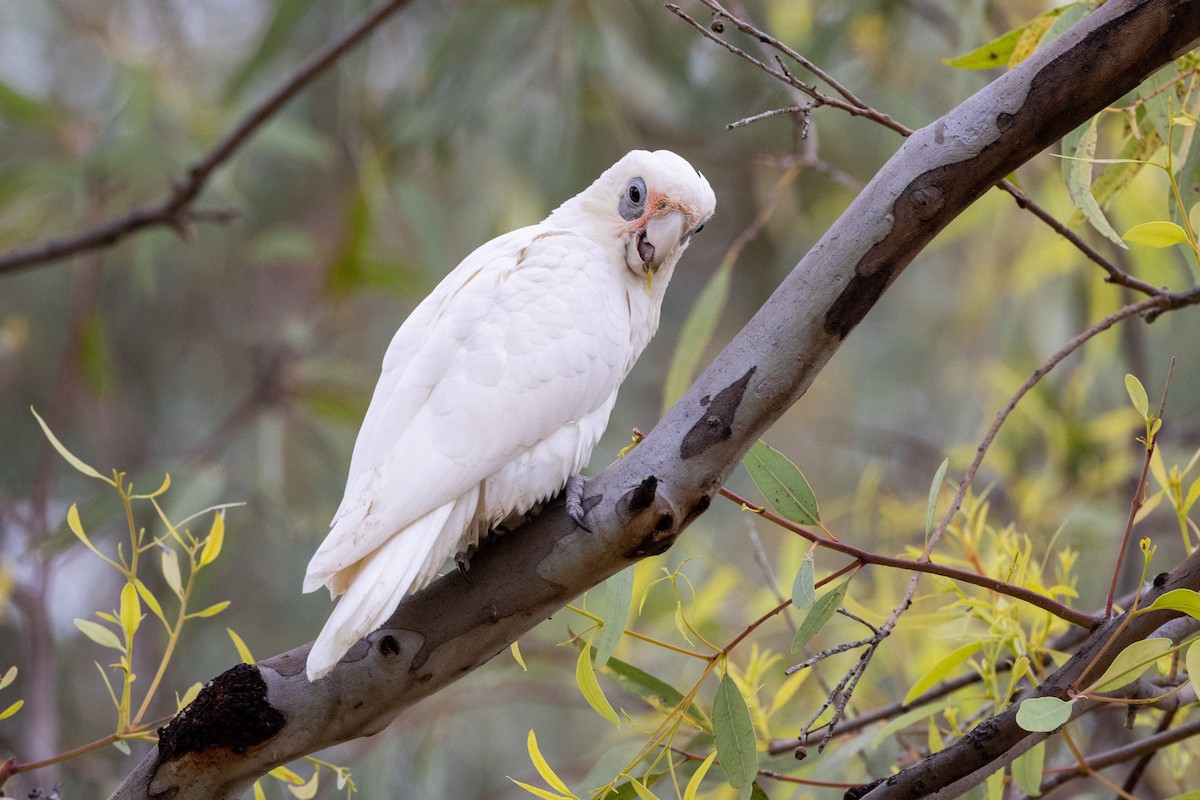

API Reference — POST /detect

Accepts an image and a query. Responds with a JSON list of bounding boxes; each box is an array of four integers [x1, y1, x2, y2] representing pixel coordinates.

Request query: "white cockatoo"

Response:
[[304, 150, 715, 680]]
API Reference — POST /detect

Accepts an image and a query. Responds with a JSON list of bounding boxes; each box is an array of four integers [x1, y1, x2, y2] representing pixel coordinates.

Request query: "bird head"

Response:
[[555, 149, 716, 283]]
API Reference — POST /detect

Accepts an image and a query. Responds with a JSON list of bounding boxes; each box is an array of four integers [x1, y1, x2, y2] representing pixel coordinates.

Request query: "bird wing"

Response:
[[304, 225, 631, 591]]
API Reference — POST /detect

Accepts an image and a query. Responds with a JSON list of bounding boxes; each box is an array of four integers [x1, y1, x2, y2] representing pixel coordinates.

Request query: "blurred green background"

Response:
[[2, 1, 1198, 797]]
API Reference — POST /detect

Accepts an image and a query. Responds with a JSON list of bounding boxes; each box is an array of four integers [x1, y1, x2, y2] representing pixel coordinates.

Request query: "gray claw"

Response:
[[565, 473, 592, 532]]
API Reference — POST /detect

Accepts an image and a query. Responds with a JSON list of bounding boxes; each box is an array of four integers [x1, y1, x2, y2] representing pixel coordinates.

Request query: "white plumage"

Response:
[[304, 150, 715, 680]]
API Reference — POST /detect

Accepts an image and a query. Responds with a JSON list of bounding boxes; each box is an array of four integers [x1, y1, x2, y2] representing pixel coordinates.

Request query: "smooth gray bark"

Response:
[[110, 1, 1200, 797]]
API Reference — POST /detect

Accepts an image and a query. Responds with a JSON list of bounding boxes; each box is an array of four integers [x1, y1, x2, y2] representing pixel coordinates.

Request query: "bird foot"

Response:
[[565, 473, 592, 532], [455, 544, 477, 583]]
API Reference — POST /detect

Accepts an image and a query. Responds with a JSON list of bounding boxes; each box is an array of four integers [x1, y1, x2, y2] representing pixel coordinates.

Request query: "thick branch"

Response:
[[108, 1, 1200, 798], [0, 0, 411, 277]]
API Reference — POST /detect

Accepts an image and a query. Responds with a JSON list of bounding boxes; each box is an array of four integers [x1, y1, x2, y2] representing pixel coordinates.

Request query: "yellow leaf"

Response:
[[134, 579, 167, 627], [0, 699, 23, 721], [575, 640, 619, 726], [31, 407, 114, 485], [628, 778, 662, 800], [161, 549, 182, 596], [228, 628, 255, 664], [176, 682, 202, 711], [511, 641, 527, 671], [905, 641, 983, 704], [269, 766, 306, 785], [0, 665, 16, 691], [130, 473, 171, 500], [508, 778, 574, 800], [683, 752, 718, 800], [1123, 220, 1190, 247], [526, 730, 574, 797], [253, 781, 267, 800], [75, 618, 124, 652], [67, 504, 102, 560], [190, 601, 230, 619], [287, 768, 319, 800], [119, 582, 141, 637], [198, 512, 225, 568]]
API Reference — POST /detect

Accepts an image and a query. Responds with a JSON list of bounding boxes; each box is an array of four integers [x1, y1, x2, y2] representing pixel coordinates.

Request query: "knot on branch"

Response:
[[155, 664, 285, 764]]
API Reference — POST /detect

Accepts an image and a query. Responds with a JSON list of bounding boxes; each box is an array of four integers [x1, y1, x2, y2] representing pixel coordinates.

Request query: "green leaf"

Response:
[[1123, 221, 1190, 247], [1187, 641, 1200, 693], [1132, 587, 1200, 618], [598, 656, 708, 729], [1064, 118, 1126, 247], [1090, 638, 1171, 692], [790, 554, 815, 611], [1067, 129, 1160, 228], [903, 641, 982, 704], [576, 639, 619, 726], [78, 313, 117, 397], [926, 458, 949, 537], [713, 673, 757, 790], [1012, 739, 1045, 796], [593, 568, 634, 669], [1163, 792, 1200, 800], [683, 752, 717, 800], [31, 407, 114, 485], [119, 582, 141, 638], [744, 441, 819, 525], [0, 699, 23, 721], [190, 601, 231, 619], [526, 730, 574, 797], [940, 23, 1027, 69], [75, 618, 124, 652], [662, 262, 731, 413], [791, 578, 850, 653], [198, 512, 225, 568], [1015, 696, 1073, 732], [1125, 374, 1150, 418]]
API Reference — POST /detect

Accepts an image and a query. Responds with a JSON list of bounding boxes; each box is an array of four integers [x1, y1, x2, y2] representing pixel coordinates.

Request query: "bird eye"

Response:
[[618, 177, 647, 221], [693, 223, 705, 235]]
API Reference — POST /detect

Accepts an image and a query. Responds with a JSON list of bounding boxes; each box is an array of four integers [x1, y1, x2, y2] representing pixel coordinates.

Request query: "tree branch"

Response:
[[107, 1, 1200, 798], [0, 0, 412, 277]]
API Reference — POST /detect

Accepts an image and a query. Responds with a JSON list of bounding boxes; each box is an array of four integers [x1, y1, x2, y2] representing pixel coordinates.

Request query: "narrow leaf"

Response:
[[1015, 696, 1073, 732], [527, 730, 573, 796], [75, 618, 124, 652], [31, 407, 114, 484], [253, 781, 267, 800], [940, 23, 1027, 70], [67, 504, 109, 562], [1125, 374, 1150, 418], [1124, 221, 1190, 247], [926, 458, 950, 537], [576, 640, 619, 726], [190, 601, 231, 619], [713, 673, 757, 789], [227, 628, 255, 664], [904, 641, 982, 704], [269, 766, 305, 785], [0, 700, 23, 721], [119, 582, 141, 637], [744, 441, 819, 525], [1090, 638, 1171, 692], [599, 656, 708, 729], [508, 778, 574, 800], [176, 682, 202, 711], [683, 752, 718, 800], [791, 578, 850, 653], [1186, 641, 1200, 693], [287, 768, 319, 800], [593, 568, 634, 668], [1065, 118, 1126, 247], [1012, 740, 1045, 796], [628, 778, 662, 800], [790, 554, 815, 611], [1, 665, 17, 691], [130, 473, 171, 500], [134, 579, 167, 627], [511, 641, 527, 671], [198, 512, 225, 568], [161, 548, 183, 597]]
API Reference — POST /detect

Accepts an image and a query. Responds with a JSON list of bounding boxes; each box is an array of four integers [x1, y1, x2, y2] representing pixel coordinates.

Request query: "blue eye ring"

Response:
[[619, 177, 647, 221]]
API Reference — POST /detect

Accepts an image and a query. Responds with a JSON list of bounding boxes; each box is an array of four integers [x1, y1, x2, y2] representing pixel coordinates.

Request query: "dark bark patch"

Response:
[[156, 664, 285, 763], [825, 267, 892, 340], [680, 367, 755, 459], [379, 635, 401, 657], [627, 476, 658, 513]]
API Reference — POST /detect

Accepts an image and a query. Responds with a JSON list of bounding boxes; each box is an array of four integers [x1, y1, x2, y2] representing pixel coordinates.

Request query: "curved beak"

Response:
[[626, 210, 687, 274]]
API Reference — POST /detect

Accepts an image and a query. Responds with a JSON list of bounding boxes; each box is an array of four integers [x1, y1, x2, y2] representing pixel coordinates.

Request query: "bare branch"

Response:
[[0, 0, 412, 277]]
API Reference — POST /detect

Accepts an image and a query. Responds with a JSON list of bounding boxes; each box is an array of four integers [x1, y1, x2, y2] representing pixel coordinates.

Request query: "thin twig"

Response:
[[722, 487, 1098, 628], [0, 0, 412, 276]]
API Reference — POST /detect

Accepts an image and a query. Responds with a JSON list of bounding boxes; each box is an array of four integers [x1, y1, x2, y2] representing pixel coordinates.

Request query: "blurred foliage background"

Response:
[[1, 0, 1198, 798]]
